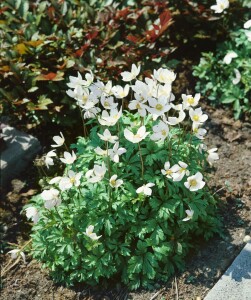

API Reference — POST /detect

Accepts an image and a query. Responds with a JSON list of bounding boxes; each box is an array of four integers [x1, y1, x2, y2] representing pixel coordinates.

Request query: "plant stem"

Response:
[[54, 206, 68, 228], [79, 106, 87, 137], [64, 142, 70, 152], [106, 141, 112, 210], [138, 142, 144, 180]]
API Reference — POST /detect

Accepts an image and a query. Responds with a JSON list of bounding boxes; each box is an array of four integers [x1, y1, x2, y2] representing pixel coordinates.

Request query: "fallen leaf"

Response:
[[225, 131, 242, 142], [20, 189, 37, 197], [15, 43, 30, 55], [36, 72, 64, 81]]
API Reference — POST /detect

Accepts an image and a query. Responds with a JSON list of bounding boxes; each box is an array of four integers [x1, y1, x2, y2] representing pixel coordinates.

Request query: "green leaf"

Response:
[[19, 0, 29, 21], [150, 226, 164, 245], [221, 97, 236, 104], [137, 240, 147, 254], [143, 252, 157, 279], [128, 256, 143, 274]]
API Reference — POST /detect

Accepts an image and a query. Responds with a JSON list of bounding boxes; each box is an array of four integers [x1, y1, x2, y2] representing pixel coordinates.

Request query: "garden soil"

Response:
[[1, 93, 251, 299]]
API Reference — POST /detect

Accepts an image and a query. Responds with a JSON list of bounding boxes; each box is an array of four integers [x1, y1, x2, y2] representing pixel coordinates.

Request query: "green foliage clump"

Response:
[[30, 124, 220, 289], [193, 28, 251, 119], [26, 67, 221, 290]]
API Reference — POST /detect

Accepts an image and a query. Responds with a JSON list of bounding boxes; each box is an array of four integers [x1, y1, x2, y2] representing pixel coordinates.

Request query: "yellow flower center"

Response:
[[190, 179, 197, 187], [70, 177, 76, 184], [187, 97, 194, 105], [166, 170, 172, 175], [82, 95, 88, 103], [104, 101, 109, 107], [156, 104, 163, 111], [179, 167, 186, 173], [159, 74, 165, 82], [193, 128, 198, 133], [136, 103, 141, 109], [193, 115, 199, 122], [110, 179, 116, 186], [161, 130, 167, 136]]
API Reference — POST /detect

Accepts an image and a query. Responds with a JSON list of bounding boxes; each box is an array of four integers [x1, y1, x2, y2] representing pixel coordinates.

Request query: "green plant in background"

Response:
[[193, 25, 251, 119], [0, 0, 174, 128], [1, 0, 250, 129], [7, 66, 222, 290]]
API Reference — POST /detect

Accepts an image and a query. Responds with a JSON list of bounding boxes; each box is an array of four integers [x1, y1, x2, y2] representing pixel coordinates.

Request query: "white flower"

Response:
[[112, 84, 130, 99], [182, 93, 200, 110], [44, 150, 57, 168], [94, 146, 108, 156], [245, 31, 251, 42], [67, 72, 87, 89], [97, 129, 118, 144], [171, 161, 189, 182], [243, 235, 251, 243], [244, 19, 251, 29], [51, 132, 65, 148], [41, 188, 61, 209], [7, 249, 26, 263], [189, 107, 208, 125], [108, 142, 126, 163], [25, 207, 39, 224], [98, 108, 122, 126], [60, 151, 77, 164], [184, 172, 205, 192], [128, 99, 148, 117], [223, 51, 238, 64], [167, 107, 186, 126], [49, 176, 62, 185], [84, 225, 102, 241], [66, 86, 90, 107], [157, 84, 172, 98], [211, 0, 229, 13], [109, 175, 123, 188], [232, 69, 241, 85], [182, 209, 194, 221], [198, 143, 207, 153], [131, 80, 152, 99], [121, 64, 141, 82], [124, 126, 149, 143], [100, 95, 118, 110], [83, 106, 101, 119], [86, 162, 106, 183], [94, 80, 113, 96], [207, 148, 219, 165], [58, 170, 82, 191], [82, 71, 94, 86], [192, 123, 207, 139], [161, 161, 176, 179], [150, 120, 169, 141], [153, 68, 176, 84], [147, 96, 171, 117], [136, 183, 155, 196]]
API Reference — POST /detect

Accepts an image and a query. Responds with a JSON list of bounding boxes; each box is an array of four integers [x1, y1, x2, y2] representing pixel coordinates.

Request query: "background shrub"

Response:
[[193, 28, 251, 119], [1, 0, 249, 129]]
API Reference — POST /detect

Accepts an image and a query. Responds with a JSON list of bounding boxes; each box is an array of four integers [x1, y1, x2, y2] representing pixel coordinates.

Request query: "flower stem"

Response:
[[54, 206, 68, 228], [138, 142, 144, 180], [79, 106, 87, 137], [106, 141, 112, 210]]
